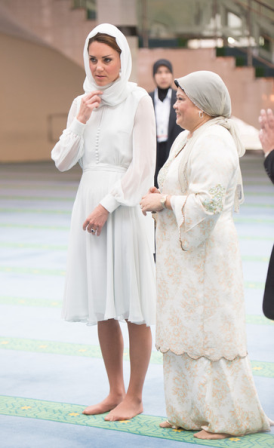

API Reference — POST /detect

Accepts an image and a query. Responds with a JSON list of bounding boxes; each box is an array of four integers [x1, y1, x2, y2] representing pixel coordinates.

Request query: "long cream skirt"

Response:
[[163, 351, 272, 436]]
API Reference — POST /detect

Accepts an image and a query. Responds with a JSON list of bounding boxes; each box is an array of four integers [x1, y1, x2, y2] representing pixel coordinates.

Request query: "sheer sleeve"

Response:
[[100, 95, 156, 212], [170, 134, 238, 251], [51, 98, 85, 172]]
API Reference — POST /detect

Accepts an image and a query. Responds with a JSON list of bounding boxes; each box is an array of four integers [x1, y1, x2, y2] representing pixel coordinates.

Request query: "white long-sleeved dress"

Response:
[[156, 124, 272, 435], [52, 88, 156, 326]]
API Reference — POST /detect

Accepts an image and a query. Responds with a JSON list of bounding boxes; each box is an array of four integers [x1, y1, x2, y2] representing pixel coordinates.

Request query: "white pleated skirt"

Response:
[[62, 166, 156, 326], [163, 351, 273, 436]]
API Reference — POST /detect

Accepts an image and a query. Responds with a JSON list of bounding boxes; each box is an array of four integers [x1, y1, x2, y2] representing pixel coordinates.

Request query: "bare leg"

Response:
[[194, 430, 232, 440], [83, 319, 126, 415], [105, 322, 152, 421]]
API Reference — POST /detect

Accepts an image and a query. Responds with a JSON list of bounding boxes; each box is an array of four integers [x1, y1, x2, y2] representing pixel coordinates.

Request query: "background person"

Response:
[[141, 71, 273, 439], [149, 59, 182, 187], [259, 108, 274, 320], [51, 23, 156, 422]]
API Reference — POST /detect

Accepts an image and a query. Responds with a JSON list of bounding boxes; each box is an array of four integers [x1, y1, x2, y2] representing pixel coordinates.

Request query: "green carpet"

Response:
[[0, 396, 273, 447]]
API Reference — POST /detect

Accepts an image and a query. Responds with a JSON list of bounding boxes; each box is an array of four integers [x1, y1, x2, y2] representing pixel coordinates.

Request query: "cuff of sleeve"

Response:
[[69, 118, 86, 137], [170, 195, 176, 212], [100, 194, 120, 213], [171, 195, 187, 228]]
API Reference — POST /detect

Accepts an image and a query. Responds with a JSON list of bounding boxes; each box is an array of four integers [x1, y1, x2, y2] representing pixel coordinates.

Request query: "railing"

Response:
[[234, 0, 274, 22], [72, 0, 96, 20], [230, 0, 274, 65]]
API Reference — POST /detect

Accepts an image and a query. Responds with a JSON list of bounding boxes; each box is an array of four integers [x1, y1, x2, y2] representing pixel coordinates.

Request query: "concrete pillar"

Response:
[[96, 0, 138, 82]]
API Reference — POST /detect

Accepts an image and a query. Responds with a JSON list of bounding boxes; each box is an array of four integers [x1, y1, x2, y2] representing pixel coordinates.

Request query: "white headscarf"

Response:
[[175, 71, 245, 158], [83, 23, 137, 107], [174, 71, 245, 211]]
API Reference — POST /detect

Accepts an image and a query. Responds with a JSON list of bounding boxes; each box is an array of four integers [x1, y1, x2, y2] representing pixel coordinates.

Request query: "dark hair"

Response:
[[87, 32, 121, 55]]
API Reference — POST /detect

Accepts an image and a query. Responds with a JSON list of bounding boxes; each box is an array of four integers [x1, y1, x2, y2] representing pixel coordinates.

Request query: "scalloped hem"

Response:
[[156, 345, 248, 362]]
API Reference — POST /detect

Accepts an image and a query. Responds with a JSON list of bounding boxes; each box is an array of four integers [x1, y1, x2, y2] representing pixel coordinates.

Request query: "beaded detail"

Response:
[[202, 184, 226, 214]]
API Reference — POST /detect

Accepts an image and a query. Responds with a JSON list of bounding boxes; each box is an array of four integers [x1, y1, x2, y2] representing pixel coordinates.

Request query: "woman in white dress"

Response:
[[140, 71, 273, 439], [51, 23, 156, 421]]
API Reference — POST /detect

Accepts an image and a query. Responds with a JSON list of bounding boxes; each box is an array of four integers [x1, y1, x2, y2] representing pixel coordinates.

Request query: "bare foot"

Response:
[[82, 394, 124, 415], [104, 397, 143, 421], [159, 421, 174, 428], [194, 430, 231, 440]]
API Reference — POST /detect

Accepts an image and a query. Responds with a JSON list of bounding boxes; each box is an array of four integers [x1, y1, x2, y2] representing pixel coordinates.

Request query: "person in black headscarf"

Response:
[[149, 59, 182, 187]]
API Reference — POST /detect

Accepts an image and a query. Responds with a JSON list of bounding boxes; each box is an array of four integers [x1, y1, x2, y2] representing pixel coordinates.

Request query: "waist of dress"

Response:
[[83, 164, 127, 174]]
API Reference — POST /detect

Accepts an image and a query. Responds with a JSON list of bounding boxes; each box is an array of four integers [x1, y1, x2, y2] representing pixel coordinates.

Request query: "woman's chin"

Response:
[[176, 118, 184, 128], [95, 79, 107, 85]]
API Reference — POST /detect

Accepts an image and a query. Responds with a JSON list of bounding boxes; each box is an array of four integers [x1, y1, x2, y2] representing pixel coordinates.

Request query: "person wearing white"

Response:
[[149, 59, 182, 187], [51, 23, 156, 421], [140, 71, 273, 439]]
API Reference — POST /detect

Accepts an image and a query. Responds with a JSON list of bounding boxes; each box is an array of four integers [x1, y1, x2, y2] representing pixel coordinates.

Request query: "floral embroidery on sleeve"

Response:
[[202, 184, 226, 214]]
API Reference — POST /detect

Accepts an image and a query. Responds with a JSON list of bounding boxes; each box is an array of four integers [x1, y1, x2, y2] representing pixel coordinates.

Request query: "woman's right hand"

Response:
[[77, 90, 103, 124]]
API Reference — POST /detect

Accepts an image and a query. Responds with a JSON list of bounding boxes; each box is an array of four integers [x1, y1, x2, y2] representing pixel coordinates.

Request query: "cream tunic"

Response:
[[156, 124, 272, 434], [156, 125, 246, 360], [52, 89, 156, 326]]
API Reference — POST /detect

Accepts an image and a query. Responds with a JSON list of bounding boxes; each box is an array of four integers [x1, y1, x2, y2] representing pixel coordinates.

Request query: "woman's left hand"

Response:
[[140, 193, 164, 216], [83, 204, 109, 236]]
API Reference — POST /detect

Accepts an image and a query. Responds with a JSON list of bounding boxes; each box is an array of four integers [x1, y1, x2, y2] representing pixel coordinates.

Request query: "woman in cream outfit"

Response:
[[52, 24, 156, 421], [140, 71, 273, 439]]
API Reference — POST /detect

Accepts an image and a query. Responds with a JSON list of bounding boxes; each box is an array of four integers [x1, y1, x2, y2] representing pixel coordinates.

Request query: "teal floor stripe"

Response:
[[242, 256, 269, 262], [0, 267, 65, 276], [0, 296, 62, 307], [0, 337, 273, 377], [245, 315, 274, 326], [244, 282, 264, 290], [0, 242, 67, 250], [1, 395, 272, 447]]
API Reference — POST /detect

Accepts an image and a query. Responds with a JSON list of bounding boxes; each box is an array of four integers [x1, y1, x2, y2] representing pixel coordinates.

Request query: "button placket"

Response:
[[95, 127, 100, 163], [95, 109, 103, 164]]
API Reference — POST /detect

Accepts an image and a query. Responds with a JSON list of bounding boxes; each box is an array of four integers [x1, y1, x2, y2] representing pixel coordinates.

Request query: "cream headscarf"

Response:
[[174, 71, 245, 211], [83, 23, 137, 107]]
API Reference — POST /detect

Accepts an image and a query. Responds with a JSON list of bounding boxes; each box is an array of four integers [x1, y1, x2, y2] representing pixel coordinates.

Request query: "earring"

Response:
[[199, 110, 204, 118]]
